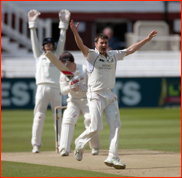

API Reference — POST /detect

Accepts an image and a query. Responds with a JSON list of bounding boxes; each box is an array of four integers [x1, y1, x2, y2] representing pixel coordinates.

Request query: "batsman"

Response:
[[28, 9, 70, 153], [70, 19, 157, 169], [58, 51, 100, 156]]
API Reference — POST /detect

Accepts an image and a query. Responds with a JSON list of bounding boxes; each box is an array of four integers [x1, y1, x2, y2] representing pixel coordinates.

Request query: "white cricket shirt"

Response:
[[86, 48, 127, 92], [30, 28, 66, 88]]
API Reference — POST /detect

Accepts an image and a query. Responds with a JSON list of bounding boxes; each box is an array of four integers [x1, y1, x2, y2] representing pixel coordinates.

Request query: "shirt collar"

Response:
[[95, 48, 111, 58], [95, 47, 99, 53]]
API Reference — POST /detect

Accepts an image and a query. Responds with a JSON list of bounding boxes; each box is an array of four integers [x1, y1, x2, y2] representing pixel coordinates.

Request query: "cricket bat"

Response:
[[45, 51, 74, 80]]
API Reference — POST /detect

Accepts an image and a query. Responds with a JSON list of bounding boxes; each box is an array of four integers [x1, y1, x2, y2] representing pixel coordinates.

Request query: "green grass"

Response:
[[1, 108, 181, 177], [1, 161, 124, 177], [118, 108, 181, 152], [1, 108, 181, 153]]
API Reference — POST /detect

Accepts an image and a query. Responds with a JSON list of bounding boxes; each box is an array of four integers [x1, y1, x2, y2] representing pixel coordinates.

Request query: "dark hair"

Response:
[[59, 51, 74, 63], [94, 33, 109, 43]]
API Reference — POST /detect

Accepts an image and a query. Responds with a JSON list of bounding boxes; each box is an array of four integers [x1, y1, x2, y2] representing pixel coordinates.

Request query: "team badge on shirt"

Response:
[[107, 58, 114, 63]]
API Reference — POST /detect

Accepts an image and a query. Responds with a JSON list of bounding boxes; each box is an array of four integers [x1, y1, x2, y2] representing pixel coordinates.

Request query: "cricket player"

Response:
[[58, 51, 100, 156], [70, 19, 157, 169], [28, 9, 70, 153]]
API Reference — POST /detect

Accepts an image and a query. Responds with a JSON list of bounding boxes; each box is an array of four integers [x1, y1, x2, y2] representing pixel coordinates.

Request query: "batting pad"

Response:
[[59, 123, 75, 153]]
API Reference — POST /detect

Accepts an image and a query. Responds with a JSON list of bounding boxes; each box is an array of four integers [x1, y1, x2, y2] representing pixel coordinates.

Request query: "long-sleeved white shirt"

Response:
[[30, 28, 66, 88]]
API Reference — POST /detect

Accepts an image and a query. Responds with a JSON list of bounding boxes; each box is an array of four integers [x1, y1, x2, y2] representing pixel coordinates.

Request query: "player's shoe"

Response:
[[74, 149, 83, 161], [60, 149, 69, 156], [92, 148, 99, 155], [104, 157, 126, 169], [32, 145, 39, 153]]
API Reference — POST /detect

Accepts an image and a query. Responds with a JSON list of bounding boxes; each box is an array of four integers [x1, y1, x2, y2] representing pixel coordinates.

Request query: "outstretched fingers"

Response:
[[70, 20, 79, 32], [70, 20, 75, 27], [151, 30, 157, 36], [70, 20, 73, 26], [76, 22, 79, 28], [148, 30, 157, 39]]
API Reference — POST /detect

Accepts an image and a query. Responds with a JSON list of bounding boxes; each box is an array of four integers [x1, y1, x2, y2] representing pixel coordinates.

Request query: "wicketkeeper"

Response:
[[28, 9, 70, 153], [59, 51, 100, 156]]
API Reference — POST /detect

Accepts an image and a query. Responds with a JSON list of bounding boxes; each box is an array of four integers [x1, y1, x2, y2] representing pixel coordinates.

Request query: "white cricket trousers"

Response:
[[75, 90, 121, 159], [59, 98, 100, 153], [31, 85, 62, 147]]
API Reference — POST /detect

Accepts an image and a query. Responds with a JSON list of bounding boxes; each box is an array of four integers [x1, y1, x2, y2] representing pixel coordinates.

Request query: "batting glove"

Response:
[[58, 10, 71, 30], [78, 83, 88, 92], [69, 78, 80, 91], [28, 9, 41, 28]]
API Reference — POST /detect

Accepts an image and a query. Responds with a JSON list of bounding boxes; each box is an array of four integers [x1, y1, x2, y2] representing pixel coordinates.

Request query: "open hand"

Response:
[[70, 20, 79, 33], [147, 30, 158, 41]]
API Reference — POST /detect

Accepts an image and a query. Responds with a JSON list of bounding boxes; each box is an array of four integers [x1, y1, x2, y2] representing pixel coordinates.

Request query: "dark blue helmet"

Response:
[[42, 37, 55, 46]]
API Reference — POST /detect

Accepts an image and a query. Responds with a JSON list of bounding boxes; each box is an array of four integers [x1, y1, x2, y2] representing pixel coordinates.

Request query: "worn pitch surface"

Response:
[[1, 149, 181, 177]]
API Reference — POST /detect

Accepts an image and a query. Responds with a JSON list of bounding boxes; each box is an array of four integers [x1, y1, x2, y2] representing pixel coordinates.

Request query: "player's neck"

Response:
[[100, 52, 107, 57]]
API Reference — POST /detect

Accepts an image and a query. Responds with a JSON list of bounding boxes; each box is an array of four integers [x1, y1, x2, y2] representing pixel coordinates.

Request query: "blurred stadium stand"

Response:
[[1, 1, 181, 78], [126, 21, 180, 51], [1, 51, 181, 78], [1, 1, 51, 55]]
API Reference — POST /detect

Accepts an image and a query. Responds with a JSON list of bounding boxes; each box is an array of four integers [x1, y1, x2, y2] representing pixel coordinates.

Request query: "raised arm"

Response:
[[126, 30, 157, 56], [70, 20, 89, 57], [55, 10, 71, 56], [28, 10, 42, 60]]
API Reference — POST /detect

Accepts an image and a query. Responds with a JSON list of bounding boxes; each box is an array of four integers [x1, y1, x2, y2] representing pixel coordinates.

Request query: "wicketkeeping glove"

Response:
[[58, 9, 71, 30], [28, 9, 41, 28]]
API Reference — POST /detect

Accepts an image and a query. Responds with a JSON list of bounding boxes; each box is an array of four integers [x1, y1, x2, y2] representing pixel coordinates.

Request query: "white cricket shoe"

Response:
[[92, 148, 99, 155], [74, 149, 83, 161], [104, 157, 126, 169], [60, 149, 69, 156], [32, 145, 39, 153]]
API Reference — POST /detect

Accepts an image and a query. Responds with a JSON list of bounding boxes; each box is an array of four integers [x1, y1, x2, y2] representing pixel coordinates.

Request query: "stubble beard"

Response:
[[100, 50, 106, 56]]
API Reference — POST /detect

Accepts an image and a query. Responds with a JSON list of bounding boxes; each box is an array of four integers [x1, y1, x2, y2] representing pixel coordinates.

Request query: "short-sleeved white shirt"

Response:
[[86, 48, 127, 92]]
